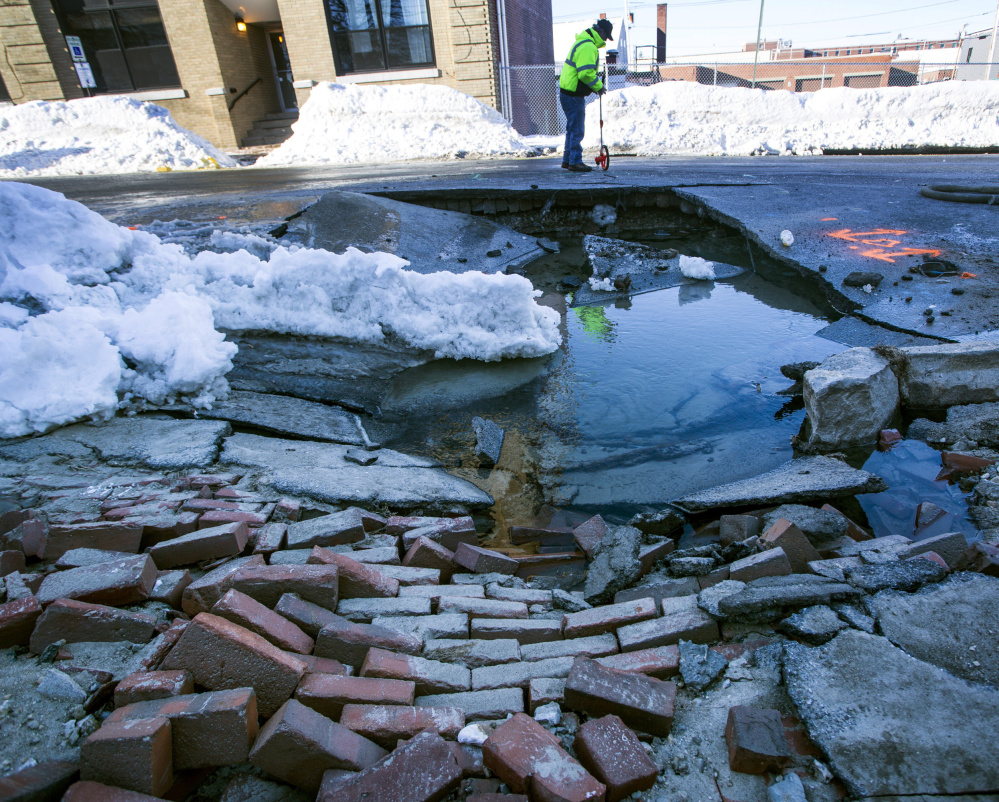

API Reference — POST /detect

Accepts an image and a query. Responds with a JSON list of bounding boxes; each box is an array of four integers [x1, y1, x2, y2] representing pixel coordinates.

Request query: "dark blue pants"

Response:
[[560, 92, 586, 166]]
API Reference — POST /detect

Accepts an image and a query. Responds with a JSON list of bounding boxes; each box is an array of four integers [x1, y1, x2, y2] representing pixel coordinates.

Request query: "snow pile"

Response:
[[679, 255, 715, 280], [0, 182, 561, 438], [585, 81, 999, 155], [258, 82, 532, 167], [0, 96, 237, 178]]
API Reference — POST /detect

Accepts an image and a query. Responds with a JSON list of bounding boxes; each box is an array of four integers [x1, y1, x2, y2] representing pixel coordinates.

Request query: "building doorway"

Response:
[[267, 31, 297, 111]]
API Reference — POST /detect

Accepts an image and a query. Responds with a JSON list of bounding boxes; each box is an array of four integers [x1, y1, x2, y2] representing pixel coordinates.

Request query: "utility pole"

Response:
[[988, 0, 999, 80], [751, 0, 765, 88]]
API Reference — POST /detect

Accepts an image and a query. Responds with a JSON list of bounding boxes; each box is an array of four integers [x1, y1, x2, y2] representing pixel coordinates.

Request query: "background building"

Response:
[[0, 0, 551, 149]]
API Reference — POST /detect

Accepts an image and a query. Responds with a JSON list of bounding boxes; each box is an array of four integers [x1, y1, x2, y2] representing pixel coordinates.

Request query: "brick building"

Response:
[[0, 0, 550, 149]]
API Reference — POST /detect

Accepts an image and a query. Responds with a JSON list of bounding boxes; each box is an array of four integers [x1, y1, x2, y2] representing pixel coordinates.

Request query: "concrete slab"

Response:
[[285, 191, 543, 275], [200, 390, 369, 445], [674, 456, 888, 513], [220, 432, 493, 510], [784, 630, 999, 798], [867, 573, 999, 688]]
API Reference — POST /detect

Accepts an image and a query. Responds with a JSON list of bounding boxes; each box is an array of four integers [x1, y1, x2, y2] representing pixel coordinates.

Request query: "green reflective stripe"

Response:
[[567, 40, 588, 65], [576, 63, 598, 71]]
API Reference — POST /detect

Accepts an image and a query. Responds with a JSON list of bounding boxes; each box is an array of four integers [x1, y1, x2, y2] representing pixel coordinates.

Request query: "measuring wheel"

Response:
[[595, 145, 610, 171]]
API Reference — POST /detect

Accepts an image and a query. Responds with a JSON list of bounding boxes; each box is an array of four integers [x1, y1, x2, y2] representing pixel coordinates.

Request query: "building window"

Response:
[[52, 0, 180, 93], [326, 0, 435, 74]]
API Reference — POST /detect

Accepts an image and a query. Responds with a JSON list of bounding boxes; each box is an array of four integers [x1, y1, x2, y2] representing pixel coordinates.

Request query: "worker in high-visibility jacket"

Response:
[[559, 18, 613, 173]]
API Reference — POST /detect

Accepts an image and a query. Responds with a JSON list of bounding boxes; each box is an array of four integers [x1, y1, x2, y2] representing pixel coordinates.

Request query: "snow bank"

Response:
[[258, 82, 531, 167], [586, 81, 999, 155], [0, 96, 237, 177], [0, 182, 560, 438]]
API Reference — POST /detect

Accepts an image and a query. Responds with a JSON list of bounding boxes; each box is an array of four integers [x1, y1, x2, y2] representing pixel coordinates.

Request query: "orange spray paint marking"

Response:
[[820, 217, 838, 221], [860, 247, 942, 264], [827, 229, 942, 264]]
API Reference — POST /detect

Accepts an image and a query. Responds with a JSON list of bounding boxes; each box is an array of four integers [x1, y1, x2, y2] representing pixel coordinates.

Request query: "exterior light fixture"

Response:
[[235, 15, 247, 32]]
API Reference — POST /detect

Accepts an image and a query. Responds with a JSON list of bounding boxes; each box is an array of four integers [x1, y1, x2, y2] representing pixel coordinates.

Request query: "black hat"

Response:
[[594, 18, 614, 41]]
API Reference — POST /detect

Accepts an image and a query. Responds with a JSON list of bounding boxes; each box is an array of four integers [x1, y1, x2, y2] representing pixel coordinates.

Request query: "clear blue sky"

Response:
[[550, 0, 997, 57]]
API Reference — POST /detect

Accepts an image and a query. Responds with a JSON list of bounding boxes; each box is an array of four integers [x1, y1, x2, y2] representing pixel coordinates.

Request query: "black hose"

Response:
[[921, 185, 999, 205]]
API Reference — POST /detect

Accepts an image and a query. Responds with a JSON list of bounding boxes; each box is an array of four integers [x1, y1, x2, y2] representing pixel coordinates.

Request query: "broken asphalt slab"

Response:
[[674, 181, 999, 342], [867, 572, 999, 688], [0, 418, 231, 471], [674, 455, 888, 513], [784, 629, 999, 798], [198, 390, 369, 446], [285, 190, 543, 275], [220, 432, 493, 510]]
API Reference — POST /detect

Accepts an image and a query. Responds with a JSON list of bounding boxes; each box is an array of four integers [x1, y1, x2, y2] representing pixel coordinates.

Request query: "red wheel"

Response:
[[599, 145, 610, 171]]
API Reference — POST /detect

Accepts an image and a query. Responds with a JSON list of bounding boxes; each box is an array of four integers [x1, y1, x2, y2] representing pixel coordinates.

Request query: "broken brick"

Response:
[[29, 598, 157, 653], [639, 539, 676, 576], [62, 781, 165, 802], [438, 596, 528, 619], [0, 760, 77, 802], [285, 509, 367, 550], [339, 703, 464, 748], [148, 521, 248, 569], [315, 617, 423, 669], [230, 563, 339, 611], [273, 499, 301, 523], [402, 536, 457, 584], [361, 647, 471, 695], [0, 596, 43, 649], [820, 504, 872, 541], [37, 554, 157, 607], [113, 670, 194, 708], [575, 714, 658, 802], [725, 705, 792, 774], [616, 595, 719, 651], [295, 673, 416, 720], [149, 569, 193, 609], [318, 730, 462, 802], [563, 597, 658, 639], [308, 547, 400, 598], [470, 618, 562, 644], [253, 522, 287, 554], [41, 521, 143, 560], [106, 687, 258, 770], [759, 518, 821, 574], [572, 515, 607, 558], [250, 698, 387, 793], [274, 592, 341, 637], [80, 716, 173, 797], [160, 612, 307, 717], [728, 548, 792, 582], [482, 713, 605, 802], [594, 645, 681, 679], [454, 543, 518, 575], [564, 656, 676, 736], [198, 509, 269, 528], [180, 555, 267, 616], [212, 588, 315, 654]]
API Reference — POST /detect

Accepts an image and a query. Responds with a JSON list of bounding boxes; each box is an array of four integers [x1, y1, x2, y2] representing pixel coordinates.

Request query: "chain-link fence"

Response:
[[499, 60, 999, 136]]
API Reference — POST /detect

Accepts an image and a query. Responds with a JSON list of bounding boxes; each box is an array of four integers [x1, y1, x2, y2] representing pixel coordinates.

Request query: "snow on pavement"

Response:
[[257, 82, 532, 167], [584, 81, 999, 155], [0, 182, 561, 438], [0, 96, 236, 178]]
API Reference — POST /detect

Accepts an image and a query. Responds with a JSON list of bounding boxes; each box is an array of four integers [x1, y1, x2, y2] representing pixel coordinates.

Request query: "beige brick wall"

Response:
[[0, 0, 78, 102], [159, 0, 281, 149], [285, 0, 499, 111]]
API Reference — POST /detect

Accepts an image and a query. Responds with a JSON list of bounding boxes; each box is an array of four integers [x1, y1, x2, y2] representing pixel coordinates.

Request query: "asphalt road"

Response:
[[16, 152, 999, 339]]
